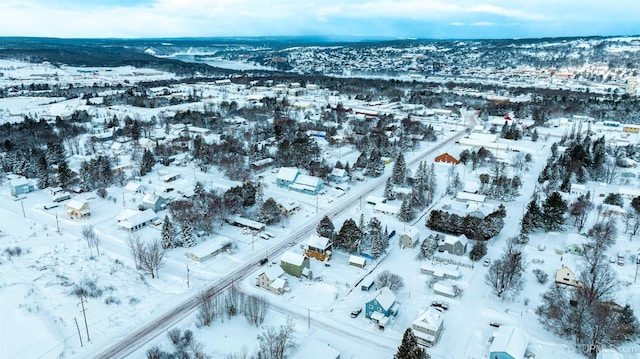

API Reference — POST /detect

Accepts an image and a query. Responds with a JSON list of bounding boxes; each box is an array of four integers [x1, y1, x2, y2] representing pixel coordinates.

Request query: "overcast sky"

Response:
[[1, 0, 639, 39]]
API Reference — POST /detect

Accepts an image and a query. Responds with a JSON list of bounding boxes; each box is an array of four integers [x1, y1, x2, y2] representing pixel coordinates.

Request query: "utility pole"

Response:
[[55, 213, 60, 233], [78, 294, 90, 342], [74, 317, 83, 347], [186, 265, 190, 288], [122, 192, 125, 209], [20, 199, 25, 218]]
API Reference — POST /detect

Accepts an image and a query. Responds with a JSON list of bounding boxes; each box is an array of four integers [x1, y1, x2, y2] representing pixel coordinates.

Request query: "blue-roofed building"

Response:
[[9, 176, 34, 196], [365, 286, 399, 322]]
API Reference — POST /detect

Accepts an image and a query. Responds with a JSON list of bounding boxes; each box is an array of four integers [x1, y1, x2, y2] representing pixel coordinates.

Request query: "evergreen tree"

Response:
[[317, 215, 335, 239], [368, 217, 385, 259], [57, 160, 74, 188], [139, 148, 155, 176], [531, 128, 539, 142], [193, 181, 205, 199], [258, 197, 281, 225], [366, 149, 384, 177], [384, 177, 396, 200], [427, 163, 437, 204], [398, 198, 414, 223], [394, 328, 428, 359], [181, 221, 195, 248], [542, 191, 568, 231], [161, 215, 176, 249], [335, 218, 362, 253], [391, 152, 407, 185], [36, 154, 49, 189], [354, 152, 367, 169]]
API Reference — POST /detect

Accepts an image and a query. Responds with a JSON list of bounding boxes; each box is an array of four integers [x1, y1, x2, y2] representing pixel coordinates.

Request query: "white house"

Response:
[[489, 326, 530, 359], [433, 282, 456, 298], [186, 236, 233, 262], [117, 209, 156, 231], [374, 203, 400, 216], [570, 183, 587, 196], [330, 168, 349, 183], [256, 265, 288, 294], [411, 307, 445, 347], [456, 191, 486, 203], [399, 226, 420, 248]]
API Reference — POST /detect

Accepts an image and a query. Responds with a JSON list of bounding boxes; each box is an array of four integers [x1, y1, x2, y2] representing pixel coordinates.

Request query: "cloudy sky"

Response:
[[1, 0, 639, 39]]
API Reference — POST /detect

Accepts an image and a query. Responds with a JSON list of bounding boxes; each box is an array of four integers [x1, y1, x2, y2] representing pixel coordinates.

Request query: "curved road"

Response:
[[94, 118, 473, 359]]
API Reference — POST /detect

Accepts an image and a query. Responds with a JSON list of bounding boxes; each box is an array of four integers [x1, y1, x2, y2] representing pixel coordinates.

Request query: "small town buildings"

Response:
[[330, 168, 350, 183], [555, 266, 582, 287], [489, 326, 530, 359], [466, 202, 495, 219], [374, 202, 400, 216], [399, 225, 420, 248], [9, 176, 34, 196], [365, 286, 399, 326], [433, 282, 457, 298], [438, 234, 469, 256], [185, 236, 232, 262], [348, 255, 366, 269], [276, 167, 324, 195], [411, 307, 445, 347], [277, 200, 300, 216], [366, 195, 387, 205], [570, 183, 587, 196], [421, 264, 461, 280], [276, 167, 301, 188], [117, 209, 156, 231], [256, 265, 288, 295], [456, 191, 486, 203], [291, 339, 340, 359], [124, 181, 144, 193], [304, 234, 332, 261], [65, 200, 90, 219], [434, 152, 460, 165], [227, 215, 266, 231], [141, 193, 167, 212], [280, 251, 311, 278]]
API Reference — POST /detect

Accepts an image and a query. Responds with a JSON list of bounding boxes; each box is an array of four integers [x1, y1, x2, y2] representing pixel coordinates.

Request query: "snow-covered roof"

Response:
[[9, 177, 29, 187], [262, 265, 285, 281], [373, 286, 396, 311], [295, 174, 321, 187], [433, 282, 455, 297], [330, 168, 347, 177], [349, 255, 366, 266], [489, 326, 529, 359], [565, 233, 587, 247], [188, 236, 231, 257], [402, 225, 419, 239], [307, 234, 331, 249], [65, 200, 87, 210], [374, 203, 400, 215], [116, 208, 140, 222], [142, 193, 164, 205], [271, 277, 287, 290], [292, 339, 340, 359], [444, 234, 468, 246], [456, 191, 486, 202], [118, 209, 156, 229], [462, 181, 480, 193], [277, 167, 299, 182], [412, 307, 444, 332], [124, 182, 142, 192], [281, 251, 306, 266]]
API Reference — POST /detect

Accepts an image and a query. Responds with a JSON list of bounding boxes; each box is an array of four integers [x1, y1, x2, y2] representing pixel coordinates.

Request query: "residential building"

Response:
[[348, 255, 366, 269], [434, 152, 460, 165], [276, 167, 324, 195], [141, 193, 167, 212], [374, 203, 400, 216], [412, 307, 445, 347], [330, 168, 349, 183], [292, 339, 340, 359], [185, 236, 232, 262], [304, 234, 332, 261], [555, 266, 582, 287], [9, 176, 34, 196], [489, 326, 530, 359], [276, 167, 300, 188], [438, 234, 469, 256], [280, 251, 311, 278], [117, 209, 156, 231], [365, 286, 399, 327], [421, 264, 461, 280], [256, 265, 288, 295], [399, 225, 420, 248], [65, 200, 90, 219]]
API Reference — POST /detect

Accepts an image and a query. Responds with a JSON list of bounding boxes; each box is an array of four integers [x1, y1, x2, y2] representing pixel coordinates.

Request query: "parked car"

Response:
[[489, 322, 502, 328], [483, 258, 491, 267], [350, 307, 362, 318], [43, 203, 59, 210], [388, 230, 396, 239], [431, 300, 449, 310], [618, 252, 625, 265], [258, 258, 268, 266]]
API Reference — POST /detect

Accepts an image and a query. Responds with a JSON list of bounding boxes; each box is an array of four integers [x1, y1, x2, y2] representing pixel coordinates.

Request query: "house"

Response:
[[9, 176, 34, 196], [433, 282, 457, 298], [374, 203, 400, 216], [555, 266, 582, 287], [412, 307, 445, 347], [360, 277, 375, 291], [227, 215, 266, 231], [434, 152, 460, 165], [290, 174, 324, 195], [462, 181, 480, 194], [399, 226, 420, 248], [304, 234, 332, 261], [185, 236, 232, 262], [256, 265, 288, 295], [564, 233, 587, 255], [466, 202, 495, 219], [366, 195, 387, 205], [292, 339, 340, 359], [330, 168, 349, 183], [141, 193, 167, 212], [438, 234, 469, 256], [421, 264, 461, 280], [65, 200, 90, 219], [348, 255, 366, 269], [124, 181, 144, 193], [280, 251, 311, 278], [277, 200, 300, 216], [570, 183, 587, 196], [250, 158, 274, 170], [456, 191, 486, 203], [489, 326, 530, 359], [117, 209, 156, 231], [365, 286, 399, 327], [276, 167, 300, 188]]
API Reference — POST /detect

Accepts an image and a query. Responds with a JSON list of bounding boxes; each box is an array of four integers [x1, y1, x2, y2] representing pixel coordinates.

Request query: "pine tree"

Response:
[[368, 217, 384, 259], [395, 328, 428, 359], [36, 154, 49, 189], [161, 215, 176, 249], [531, 128, 539, 142], [542, 191, 568, 231], [335, 218, 362, 253], [193, 181, 205, 199], [366, 149, 384, 177], [427, 163, 437, 204], [57, 161, 74, 188], [139, 148, 155, 176], [258, 197, 281, 225], [398, 198, 414, 222], [391, 152, 406, 185], [384, 177, 396, 200], [181, 221, 195, 248], [317, 215, 335, 239]]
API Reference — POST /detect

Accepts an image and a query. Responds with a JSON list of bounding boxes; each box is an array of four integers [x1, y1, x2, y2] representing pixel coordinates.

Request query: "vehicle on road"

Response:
[[350, 307, 362, 318], [258, 258, 268, 266], [431, 300, 449, 310], [483, 258, 491, 267]]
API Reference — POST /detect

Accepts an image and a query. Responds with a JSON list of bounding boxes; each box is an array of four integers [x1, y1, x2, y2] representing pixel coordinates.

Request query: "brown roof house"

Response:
[[434, 152, 460, 165]]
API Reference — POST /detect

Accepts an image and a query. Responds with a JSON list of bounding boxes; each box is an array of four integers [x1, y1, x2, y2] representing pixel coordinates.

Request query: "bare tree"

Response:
[[243, 294, 268, 327], [375, 270, 404, 292], [511, 152, 528, 174], [138, 239, 165, 279], [257, 317, 297, 359], [485, 237, 525, 298], [196, 290, 219, 327], [146, 346, 162, 359], [127, 234, 144, 269], [225, 284, 241, 319], [81, 225, 99, 256]]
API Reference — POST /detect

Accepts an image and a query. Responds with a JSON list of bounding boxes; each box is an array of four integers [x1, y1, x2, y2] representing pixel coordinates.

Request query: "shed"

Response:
[[360, 278, 375, 291], [348, 255, 366, 269], [185, 236, 232, 262], [399, 226, 420, 248], [489, 326, 529, 359], [280, 251, 311, 278], [433, 282, 456, 298]]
